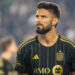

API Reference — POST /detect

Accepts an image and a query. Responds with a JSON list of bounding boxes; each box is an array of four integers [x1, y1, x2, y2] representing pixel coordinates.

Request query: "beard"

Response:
[[36, 22, 52, 34]]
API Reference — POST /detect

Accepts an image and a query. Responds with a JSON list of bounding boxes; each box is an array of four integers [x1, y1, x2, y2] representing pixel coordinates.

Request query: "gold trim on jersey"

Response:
[[60, 35, 75, 48], [47, 48, 49, 75], [63, 44, 65, 68], [31, 45, 33, 59], [47, 48, 49, 67], [18, 37, 36, 53], [16, 60, 21, 66], [39, 43, 41, 68], [55, 42, 57, 65]]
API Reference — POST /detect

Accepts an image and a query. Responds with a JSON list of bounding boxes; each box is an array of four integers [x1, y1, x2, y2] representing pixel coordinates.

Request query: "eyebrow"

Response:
[[36, 14, 48, 17]]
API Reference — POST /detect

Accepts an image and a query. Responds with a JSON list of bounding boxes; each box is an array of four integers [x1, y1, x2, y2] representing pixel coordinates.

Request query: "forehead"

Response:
[[36, 8, 52, 16]]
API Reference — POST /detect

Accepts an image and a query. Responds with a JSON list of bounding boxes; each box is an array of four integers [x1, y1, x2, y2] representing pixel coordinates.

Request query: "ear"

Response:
[[52, 18, 59, 26]]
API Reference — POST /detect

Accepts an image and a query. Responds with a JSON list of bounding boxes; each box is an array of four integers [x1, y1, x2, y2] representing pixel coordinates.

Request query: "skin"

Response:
[[36, 8, 59, 47], [71, 72, 75, 75], [17, 8, 75, 75]]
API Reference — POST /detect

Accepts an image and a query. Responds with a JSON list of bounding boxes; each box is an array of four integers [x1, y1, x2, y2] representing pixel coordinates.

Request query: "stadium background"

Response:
[[0, 0, 75, 68]]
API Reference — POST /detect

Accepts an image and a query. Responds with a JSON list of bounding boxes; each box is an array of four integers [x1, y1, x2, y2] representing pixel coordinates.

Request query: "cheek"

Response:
[[10, 45, 18, 53], [35, 18, 38, 24], [13, 45, 17, 52], [43, 19, 51, 26]]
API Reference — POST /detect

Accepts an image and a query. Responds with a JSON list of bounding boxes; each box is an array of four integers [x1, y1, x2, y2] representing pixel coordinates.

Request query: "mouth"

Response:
[[36, 25, 43, 30], [36, 24, 43, 27]]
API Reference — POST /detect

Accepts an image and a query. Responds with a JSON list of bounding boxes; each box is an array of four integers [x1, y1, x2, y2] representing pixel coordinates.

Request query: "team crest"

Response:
[[56, 52, 64, 61]]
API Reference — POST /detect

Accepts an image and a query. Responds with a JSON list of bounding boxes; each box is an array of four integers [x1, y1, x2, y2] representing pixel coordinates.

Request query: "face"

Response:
[[36, 8, 58, 34], [7, 41, 18, 55]]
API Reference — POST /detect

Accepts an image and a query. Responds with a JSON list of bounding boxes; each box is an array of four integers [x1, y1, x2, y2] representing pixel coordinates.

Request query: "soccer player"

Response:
[[15, 1, 75, 75], [0, 37, 18, 75]]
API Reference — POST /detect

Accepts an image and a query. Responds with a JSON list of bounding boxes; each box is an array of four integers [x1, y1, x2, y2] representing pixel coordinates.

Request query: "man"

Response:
[[0, 37, 18, 75], [15, 1, 75, 75]]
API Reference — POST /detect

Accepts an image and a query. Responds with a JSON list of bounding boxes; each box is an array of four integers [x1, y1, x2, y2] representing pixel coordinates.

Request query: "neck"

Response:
[[38, 27, 58, 47], [1, 51, 12, 61]]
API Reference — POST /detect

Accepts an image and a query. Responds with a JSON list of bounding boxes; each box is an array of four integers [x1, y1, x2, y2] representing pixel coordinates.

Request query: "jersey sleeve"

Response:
[[15, 43, 33, 74], [71, 47, 75, 72], [15, 45, 27, 73]]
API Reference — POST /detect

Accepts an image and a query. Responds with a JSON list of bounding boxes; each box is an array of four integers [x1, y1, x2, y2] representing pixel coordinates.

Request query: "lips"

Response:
[[36, 24, 43, 27]]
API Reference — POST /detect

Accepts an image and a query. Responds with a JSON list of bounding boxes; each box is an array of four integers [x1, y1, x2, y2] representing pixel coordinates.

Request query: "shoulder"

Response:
[[60, 35, 75, 48], [18, 37, 36, 53]]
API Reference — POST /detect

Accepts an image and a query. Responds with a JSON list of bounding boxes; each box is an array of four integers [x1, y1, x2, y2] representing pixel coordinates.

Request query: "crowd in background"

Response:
[[0, 0, 75, 69]]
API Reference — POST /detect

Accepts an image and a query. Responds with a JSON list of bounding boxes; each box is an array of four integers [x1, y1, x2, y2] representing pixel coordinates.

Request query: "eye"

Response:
[[41, 15, 47, 18], [36, 15, 39, 18]]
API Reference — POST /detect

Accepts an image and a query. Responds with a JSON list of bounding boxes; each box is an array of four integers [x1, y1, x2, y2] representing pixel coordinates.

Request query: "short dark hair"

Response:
[[0, 37, 15, 52], [37, 1, 60, 19]]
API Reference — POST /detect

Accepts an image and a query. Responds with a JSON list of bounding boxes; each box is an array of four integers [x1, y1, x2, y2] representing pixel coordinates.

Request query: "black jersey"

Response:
[[15, 35, 75, 75], [0, 57, 16, 75]]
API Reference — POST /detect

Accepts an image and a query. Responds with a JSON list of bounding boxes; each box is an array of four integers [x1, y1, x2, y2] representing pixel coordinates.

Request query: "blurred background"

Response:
[[0, 0, 75, 68]]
